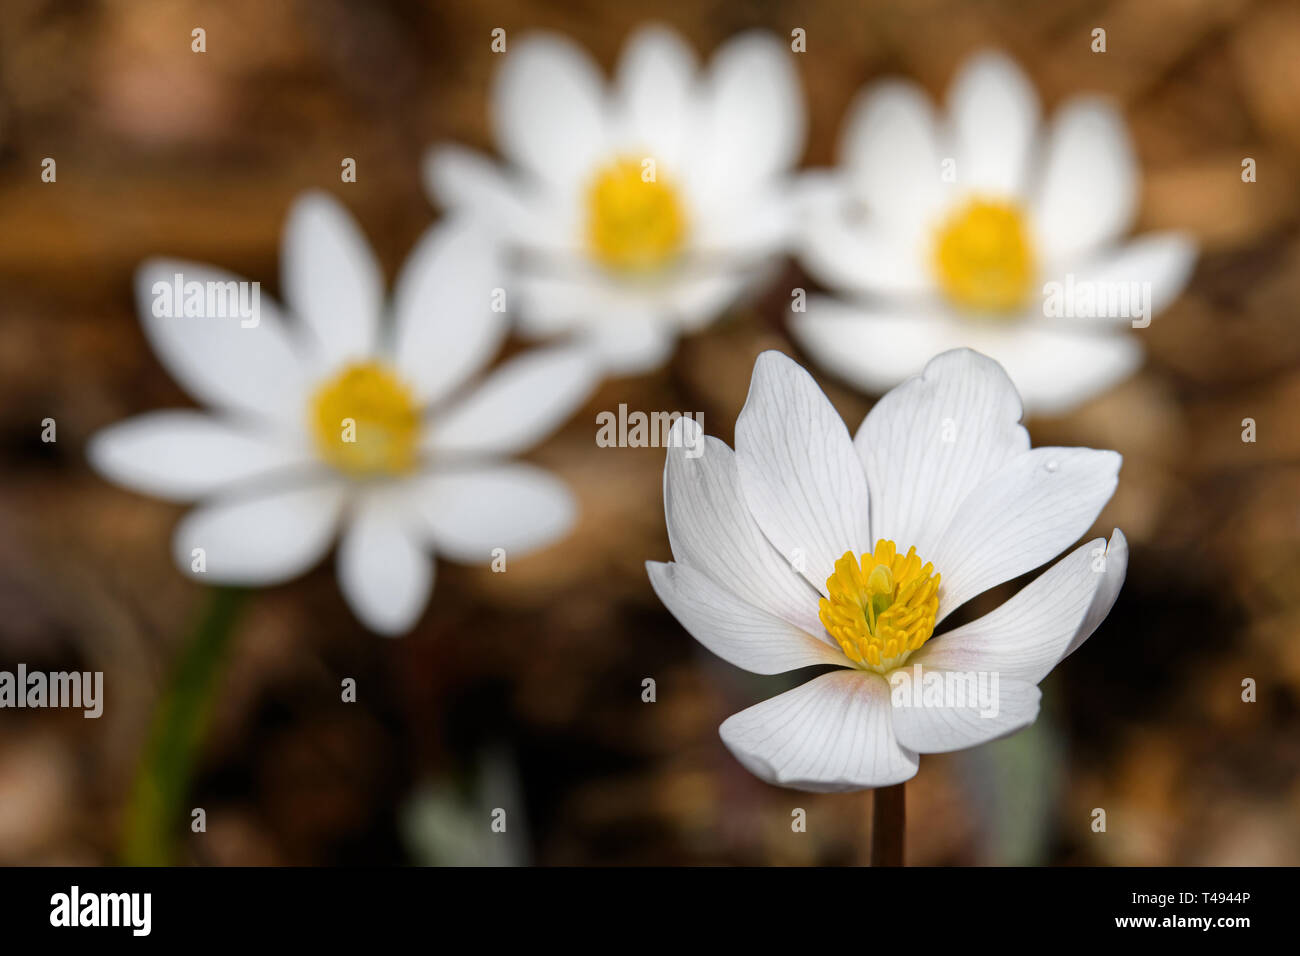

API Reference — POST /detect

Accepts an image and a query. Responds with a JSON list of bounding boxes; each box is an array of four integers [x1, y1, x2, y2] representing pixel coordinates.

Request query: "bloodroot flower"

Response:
[[425, 24, 805, 374], [647, 349, 1127, 790], [90, 192, 596, 635], [794, 50, 1196, 415]]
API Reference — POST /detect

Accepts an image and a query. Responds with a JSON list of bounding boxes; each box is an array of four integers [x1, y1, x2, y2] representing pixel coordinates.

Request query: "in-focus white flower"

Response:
[[90, 192, 597, 636], [425, 24, 805, 374], [794, 50, 1197, 415], [647, 348, 1127, 790]]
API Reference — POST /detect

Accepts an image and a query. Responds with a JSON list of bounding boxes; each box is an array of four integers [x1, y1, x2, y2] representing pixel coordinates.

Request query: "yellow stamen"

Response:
[[585, 156, 687, 273], [819, 540, 941, 674], [310, 361, 420, 477], [932, 198, 1036, 314]]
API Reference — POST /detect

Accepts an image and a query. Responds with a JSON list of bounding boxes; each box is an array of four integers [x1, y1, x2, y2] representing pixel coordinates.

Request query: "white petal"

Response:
[[719, 670, 918, 791], [666, 270, 749, 332], [511, 271, 605, 337], [173, 481, 346, 585], [796, 187, 931, 298], [647, 561, 845, 674], [929, 446, 1121, 621], [888, 674, 1040, 754], [136, 259, 311, 428], [391, 218, 509, 405], [88, 410, 314, 502], [424, 344, 598, 458], [946, 50, 1040, 195], [337, 488, 434, 636], [1049, 232, 1197, 324], [839, 79, 947, 228], [615, 24, 697, 169], [791, 300, 1144, 416], [492, 33, 608, 194], [663, 420, 827, 637], [687, 31, 805, 203], [281, 191, 383, 371], [422, 145, 556, 249], [789, 298, 970, 396], [1063, 528, 1127, 659], [424, 143, 523, 217], [734, 351, 872, 593], [912, 530, 1126, 683], [404, 463, 574, 563], [693, 187, 794, 260], [584, 313, 678, 374], [1032, 98, 1137, 264], [855, 348, 1030, 559], [510, 272, 686, 373], [977, 326, 1142, 417]]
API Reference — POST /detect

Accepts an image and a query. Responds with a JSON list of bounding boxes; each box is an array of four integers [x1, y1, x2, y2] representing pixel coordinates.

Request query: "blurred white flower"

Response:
[[90, 192, 596, 636], [425, 24, 806, 374], [647, 349, 1126, 791], [794, 51, 1197, 415]]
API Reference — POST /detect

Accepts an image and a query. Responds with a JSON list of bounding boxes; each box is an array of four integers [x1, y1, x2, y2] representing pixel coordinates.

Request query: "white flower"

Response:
[[647, 348, 1126, 791], [793, 50, 1197, 415], [425, 24, 805, 374], [89, 192, 597, 636]]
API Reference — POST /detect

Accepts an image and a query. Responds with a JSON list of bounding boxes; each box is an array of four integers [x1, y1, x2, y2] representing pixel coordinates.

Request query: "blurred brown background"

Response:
[[1, 0, 1298, 865]]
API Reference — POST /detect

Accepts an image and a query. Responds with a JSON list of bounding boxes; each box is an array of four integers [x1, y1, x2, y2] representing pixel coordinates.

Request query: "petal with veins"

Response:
[[735, 351, 872, 592], [663, 421, 827, 637], [913, 530, 1127, 682], [719, 670, 918, 791], [647, 561, 844, 674], [929, 446, 1121, 621], [889, 674, 1041, 754], [855, 348, 1030, 558]]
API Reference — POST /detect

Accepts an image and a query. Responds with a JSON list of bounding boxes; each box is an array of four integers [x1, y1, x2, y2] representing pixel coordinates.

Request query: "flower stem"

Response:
[[870, 783, 906, 866], [120, 587, 246, 865]]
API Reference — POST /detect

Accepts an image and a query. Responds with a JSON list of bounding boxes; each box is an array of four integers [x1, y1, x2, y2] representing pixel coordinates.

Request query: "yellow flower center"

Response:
[[932, 198, 1036, 314], [819, 540, 941, 674], [310, 361, 420, 477], [585, 157, 687, 273]]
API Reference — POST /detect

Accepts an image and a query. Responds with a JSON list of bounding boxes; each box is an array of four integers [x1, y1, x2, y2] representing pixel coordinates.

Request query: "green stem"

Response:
[[120, 587, 246, 865], [870, 783, 906, 866]]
